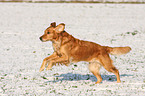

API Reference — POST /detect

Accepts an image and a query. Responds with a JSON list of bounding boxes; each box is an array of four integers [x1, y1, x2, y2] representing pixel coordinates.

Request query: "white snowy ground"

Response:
[[0, 3, 145, 96]]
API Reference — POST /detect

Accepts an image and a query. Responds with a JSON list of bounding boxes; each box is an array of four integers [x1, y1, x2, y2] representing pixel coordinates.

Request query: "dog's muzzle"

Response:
[[39, 37, 43, 41]]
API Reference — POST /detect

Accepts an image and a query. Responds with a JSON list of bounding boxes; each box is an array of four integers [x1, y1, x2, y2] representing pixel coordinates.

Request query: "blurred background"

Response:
[[0, 0, 145, 3]]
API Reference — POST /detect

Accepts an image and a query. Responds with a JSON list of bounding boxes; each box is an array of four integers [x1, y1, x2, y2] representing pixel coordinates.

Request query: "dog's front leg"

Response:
[[39, 52, 58, 72], [46, 55, 68, 70]]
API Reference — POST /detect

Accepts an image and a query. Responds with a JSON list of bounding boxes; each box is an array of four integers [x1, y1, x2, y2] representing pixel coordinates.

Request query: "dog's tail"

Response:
[[104, 46, 131, 55]]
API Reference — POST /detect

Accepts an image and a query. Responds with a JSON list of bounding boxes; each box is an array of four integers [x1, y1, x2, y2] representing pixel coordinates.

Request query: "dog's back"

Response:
[[59, 31, 131, 63]]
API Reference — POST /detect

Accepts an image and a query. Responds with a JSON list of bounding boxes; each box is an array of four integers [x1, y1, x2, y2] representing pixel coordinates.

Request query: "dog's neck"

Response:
[[52, 37, 62, 55], [52, 31, 76, 56], [51, 32, 64, 56]]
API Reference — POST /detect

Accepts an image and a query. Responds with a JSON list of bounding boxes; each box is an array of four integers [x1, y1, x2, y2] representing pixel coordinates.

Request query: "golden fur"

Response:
[[39, 22, 131, 84]]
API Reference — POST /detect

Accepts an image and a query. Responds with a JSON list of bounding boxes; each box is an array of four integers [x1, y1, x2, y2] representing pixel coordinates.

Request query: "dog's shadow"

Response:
[[46, 73, 133, 83]]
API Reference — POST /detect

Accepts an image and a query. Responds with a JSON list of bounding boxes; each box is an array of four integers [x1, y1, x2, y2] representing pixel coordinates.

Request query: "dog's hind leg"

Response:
[[99, 54, 121, 83], [89, 61, 102, 84]]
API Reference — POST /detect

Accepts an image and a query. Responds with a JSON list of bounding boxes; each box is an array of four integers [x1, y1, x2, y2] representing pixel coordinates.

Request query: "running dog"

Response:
[[39, 22, 131, 84]]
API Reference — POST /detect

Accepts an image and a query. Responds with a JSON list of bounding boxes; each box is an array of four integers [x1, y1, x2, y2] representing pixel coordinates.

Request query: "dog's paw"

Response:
[[95, 81, 102, 84], [39, 68, 44, 72], [117, 80, 121, 83], [46, 67, 52, 71]]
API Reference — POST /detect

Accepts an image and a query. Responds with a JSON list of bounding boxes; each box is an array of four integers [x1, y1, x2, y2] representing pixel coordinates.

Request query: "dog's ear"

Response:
[[55, 23, 65, 33], [50, 22, 56, 27]]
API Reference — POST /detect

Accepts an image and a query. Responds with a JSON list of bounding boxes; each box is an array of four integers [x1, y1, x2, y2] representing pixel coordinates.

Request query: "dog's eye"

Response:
[[47, 32, 50, 34]]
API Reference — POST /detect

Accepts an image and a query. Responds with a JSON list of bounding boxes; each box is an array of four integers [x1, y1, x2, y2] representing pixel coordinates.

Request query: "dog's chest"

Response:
[[52, 41, 61, 54]]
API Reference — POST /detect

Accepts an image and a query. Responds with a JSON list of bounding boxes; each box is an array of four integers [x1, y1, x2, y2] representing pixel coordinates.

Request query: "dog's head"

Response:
[[39, 22, 65, 42]]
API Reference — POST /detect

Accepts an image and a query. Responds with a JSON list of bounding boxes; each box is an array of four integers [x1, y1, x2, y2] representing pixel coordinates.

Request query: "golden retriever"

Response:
[[39, 22, 131, 84]]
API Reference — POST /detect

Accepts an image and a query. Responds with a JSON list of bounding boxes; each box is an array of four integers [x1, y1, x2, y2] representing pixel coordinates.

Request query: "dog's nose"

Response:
[[39, 37, 42, 41]]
